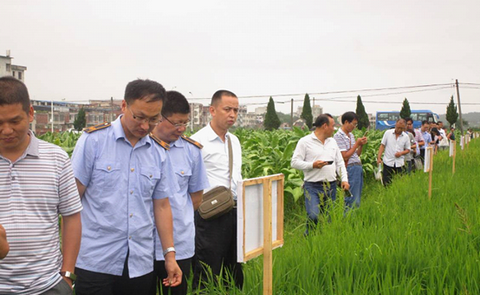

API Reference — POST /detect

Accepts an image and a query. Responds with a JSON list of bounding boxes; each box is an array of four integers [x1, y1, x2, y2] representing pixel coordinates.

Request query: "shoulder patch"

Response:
[[181, 135, 203, 149], [149, 133, 170, 150], [83, 122, 111, 133]]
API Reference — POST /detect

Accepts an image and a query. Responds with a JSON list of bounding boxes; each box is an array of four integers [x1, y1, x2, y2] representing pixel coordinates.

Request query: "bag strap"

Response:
[[227, 134, 233, 189]]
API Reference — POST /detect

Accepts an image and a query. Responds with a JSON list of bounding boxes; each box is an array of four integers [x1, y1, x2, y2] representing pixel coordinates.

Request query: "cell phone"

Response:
[[344, 190, 353, 198], [326, 161, 334, 165]]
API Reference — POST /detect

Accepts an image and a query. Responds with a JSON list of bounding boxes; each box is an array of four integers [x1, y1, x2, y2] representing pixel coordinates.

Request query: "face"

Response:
[[406, 120, 414, 131], [0, 103, 34, 154], [438, 122, 444, 128], [395, 121, 406, 134], [153, 113, 189, 143], [324, 117, 335, 137], [210, 95, 239, 132], [121, 98, 162, 142], [345, 119, 358, 133], [421, 123, 429, 132]]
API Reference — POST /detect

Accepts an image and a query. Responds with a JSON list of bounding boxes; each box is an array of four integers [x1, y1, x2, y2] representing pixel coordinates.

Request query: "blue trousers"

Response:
[[345, 165, 363, 209], [303, 181, 337, 235]]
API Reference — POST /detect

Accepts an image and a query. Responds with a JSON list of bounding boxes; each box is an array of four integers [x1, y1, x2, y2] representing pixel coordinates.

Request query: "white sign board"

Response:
[[460, 136, 464, 150], [449, 141, 454, 157], [236, 174, 284, 263]]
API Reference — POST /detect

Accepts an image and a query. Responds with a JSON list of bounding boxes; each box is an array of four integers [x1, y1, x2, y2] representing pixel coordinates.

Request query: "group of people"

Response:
[[291, 112, 457, 233], [0, 76, 243, 295]]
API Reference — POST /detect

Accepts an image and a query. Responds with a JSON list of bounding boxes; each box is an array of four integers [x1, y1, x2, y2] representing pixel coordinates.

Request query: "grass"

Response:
[[224, 139, 480, 294]]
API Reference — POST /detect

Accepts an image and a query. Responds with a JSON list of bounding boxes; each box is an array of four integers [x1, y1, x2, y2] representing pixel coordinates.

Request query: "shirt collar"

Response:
[[309, 132, 333, 143], [336, 128, 350, 138], [171, 137, 185, 148], [25, 130, 40, 157], [205, 122, 231, 142], [112, 115, 150, 147]]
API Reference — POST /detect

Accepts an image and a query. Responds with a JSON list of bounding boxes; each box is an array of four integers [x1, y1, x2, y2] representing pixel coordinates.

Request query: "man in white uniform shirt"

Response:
[[291, 114, 349, 236], [191, 90, 243, 289], [377, 119, 411, 186]]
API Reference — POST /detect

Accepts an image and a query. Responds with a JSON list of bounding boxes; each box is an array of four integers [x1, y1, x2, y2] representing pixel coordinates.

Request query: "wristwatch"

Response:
[[163, 247, 176, 256], [60, 271, 77, 282]]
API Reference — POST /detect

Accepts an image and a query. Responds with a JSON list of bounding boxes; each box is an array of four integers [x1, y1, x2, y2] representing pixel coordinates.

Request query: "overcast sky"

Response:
[[2, 0, 480, 116]]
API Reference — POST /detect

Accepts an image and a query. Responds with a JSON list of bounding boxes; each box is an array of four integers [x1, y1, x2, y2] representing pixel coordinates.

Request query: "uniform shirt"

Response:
[[71, 116, 173, 278], [0, 132, 82, 295], [154, 137, 209, 260], [421, 130, 432, 149], [333, 128, 361, 165], [291, 133, 348, 183], [380, 129, 411, 167], [190, 123, 242, 199]]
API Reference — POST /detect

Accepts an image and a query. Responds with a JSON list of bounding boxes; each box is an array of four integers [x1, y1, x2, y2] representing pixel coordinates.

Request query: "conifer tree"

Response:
[[400, 98, 411, 119], [73, 108, 86, 131], [446, 95, 459, 127], [301, 94, 313, 129], [355, 95, 370, 129], [264, 97, 281, 130]]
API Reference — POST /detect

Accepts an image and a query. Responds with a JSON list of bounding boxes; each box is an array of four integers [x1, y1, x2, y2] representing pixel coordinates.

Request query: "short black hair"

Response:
[[124, 79, 165, 105], [313, 113, 333, 128], [341, 111, 358, 124], [438, 121, 443, 124], [162, 91, 190, 118], [422, 120, 429, 126], [0, 76, 30, 114], [211, 90, 237, 106], [405, 117, 413, 124]]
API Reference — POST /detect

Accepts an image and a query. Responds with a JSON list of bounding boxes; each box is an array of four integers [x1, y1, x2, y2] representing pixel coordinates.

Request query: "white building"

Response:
[[0, 51, 27, 81]]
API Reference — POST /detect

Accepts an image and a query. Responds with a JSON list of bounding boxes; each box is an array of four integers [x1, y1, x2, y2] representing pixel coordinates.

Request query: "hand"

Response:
[[341, 181, 350, 190], [312, 160, 329, 169], [394, 152, 403, 158], [357, 137, 368, 146], [62, 277, 73, 289], [376, 158, 382, 164], [163, 255, 182, 287], [0, 224, 9, 259]]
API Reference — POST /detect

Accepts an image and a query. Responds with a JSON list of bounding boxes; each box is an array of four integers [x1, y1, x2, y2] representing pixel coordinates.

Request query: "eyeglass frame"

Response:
[[161, 114, 190, 129], [127, 106, 161, 126]]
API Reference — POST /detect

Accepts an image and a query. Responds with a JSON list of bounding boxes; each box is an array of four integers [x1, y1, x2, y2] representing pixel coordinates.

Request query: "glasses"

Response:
[[162, 115, 190, 129], [127, 107, 161, 126]]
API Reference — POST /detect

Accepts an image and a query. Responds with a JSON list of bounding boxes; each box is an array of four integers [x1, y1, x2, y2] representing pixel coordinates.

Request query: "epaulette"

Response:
[[83, 122, 111, 133], [181, 135, 203, 149], [149, 133, 170, 150]]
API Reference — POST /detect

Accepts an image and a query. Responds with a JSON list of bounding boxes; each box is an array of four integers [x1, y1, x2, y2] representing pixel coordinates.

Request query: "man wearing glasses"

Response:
[[151, 91, 209, 295], [333, 112, 367, 209], [71, 79, 181, 295]]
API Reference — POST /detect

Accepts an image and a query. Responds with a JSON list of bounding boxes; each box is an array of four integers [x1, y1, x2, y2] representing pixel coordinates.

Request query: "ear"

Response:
[[121, 100, 127, 113], [28, 105, 34, 123], [209, 105, 215, 117]]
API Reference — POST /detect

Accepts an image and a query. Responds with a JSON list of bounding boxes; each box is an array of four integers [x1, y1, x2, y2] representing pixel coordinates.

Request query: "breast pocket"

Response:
[[140, 167, 161, 196], [93, 162, 121, 190], [174, 169, 192, 191]]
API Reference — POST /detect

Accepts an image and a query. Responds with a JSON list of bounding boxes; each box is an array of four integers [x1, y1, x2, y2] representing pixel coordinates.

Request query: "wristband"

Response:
[[163, 247, 176, 257], [60, 271, 77, 281]]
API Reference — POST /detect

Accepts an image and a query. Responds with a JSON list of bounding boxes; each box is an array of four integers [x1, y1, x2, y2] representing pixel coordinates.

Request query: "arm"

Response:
[[0, 224, 9, 259], [190, 190, 203, 211], [61, 212, 82, 288], [341, 137, 368, 161], [291, 139, 315, 170], [154, 198, 182, 287], [377, 144, 385, 164], [75, 178, 86, 199]]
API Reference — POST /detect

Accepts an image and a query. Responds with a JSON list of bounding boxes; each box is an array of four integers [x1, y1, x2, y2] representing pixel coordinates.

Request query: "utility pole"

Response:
[[455, 79, 464, 135], [110, 97, 114, 122], [290, 98, 293, 128]]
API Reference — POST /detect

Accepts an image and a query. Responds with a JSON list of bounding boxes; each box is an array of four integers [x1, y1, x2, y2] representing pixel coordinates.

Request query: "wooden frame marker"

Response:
[[236, 174, 284, 295]]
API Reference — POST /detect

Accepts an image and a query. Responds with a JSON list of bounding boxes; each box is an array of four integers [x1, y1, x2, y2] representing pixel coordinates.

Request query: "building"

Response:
[[0, 50, 27, 82]]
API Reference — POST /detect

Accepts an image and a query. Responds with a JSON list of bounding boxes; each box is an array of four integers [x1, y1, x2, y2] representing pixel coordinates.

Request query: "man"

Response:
[[333, 111, 367, 208], [405, 118, 420, 172], [419, 120, 432, 163], [71, 79, 181, 295], [437, 121, 449, 150], [377, 119, 411, 186], [0, 76, 82, 294], [0, 224, 8, 259], [151, 91, 209, 295], [191, 90, 243, 289], [292, 114, 349, 235], [406, 117, 424, 152]]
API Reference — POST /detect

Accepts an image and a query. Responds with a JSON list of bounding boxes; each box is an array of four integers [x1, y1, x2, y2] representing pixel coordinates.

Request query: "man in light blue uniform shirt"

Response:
[[152, 91, 209, 295], [71, 79, 182, 295]]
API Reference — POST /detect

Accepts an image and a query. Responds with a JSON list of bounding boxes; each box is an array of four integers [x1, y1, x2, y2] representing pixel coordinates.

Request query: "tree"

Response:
[[264, 97, 281, 130], [400, 98, 411, 119], [301, 93, 313, 129], [73, 108, 86, 131], [355, 95, 370, 129], [446, 95, 459, 127]]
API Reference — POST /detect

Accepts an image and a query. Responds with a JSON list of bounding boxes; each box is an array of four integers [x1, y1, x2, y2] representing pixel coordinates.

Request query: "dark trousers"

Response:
[[193, 209, 243, 290], [420, 148, 426, 164], [382, 163, 404, 186], [155, 258, 192, 295], [75, 254, 155, 295]]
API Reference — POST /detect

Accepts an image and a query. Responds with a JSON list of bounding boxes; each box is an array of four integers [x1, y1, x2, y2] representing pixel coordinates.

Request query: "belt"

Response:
[[347, 162, 362, 167], [306, 180, 336, 186]]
